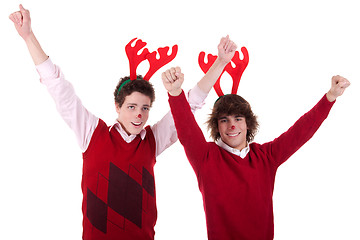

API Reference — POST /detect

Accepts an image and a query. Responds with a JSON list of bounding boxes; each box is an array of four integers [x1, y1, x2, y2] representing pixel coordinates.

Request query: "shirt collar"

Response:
[[216, 138, 250, 158], [111, 120, 146, 143]]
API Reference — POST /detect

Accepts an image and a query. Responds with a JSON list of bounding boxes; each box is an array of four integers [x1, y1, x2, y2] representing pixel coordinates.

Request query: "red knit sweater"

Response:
[[82, 119, 157, 240], [169, 91, 334, 240]]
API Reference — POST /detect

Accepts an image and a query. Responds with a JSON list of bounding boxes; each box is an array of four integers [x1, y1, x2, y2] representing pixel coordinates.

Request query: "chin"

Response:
[[132, 127, 145, 135]]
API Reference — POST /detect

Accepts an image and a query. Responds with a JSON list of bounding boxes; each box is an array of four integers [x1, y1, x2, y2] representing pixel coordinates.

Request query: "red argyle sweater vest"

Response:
[[81, 119, 157, 240]]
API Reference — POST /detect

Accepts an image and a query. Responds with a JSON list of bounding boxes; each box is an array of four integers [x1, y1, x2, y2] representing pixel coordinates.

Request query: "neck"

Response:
[[117, 120, 131, 136], [235, 142, 248, 151]]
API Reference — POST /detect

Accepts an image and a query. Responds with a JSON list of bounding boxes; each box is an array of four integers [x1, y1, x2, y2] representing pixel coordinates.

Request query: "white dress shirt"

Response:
[[216, 138, 250, 158]]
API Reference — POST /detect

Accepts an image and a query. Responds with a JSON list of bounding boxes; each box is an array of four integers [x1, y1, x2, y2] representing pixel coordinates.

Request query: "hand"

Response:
[[9, 4, 32, 40], [326, 75, 350, 102], [162, 67, 184, 96], [217, 35, 237, 64]]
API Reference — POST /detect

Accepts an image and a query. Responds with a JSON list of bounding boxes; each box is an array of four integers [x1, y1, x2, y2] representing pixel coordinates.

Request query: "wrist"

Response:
[[326, 91, 337, 102], [23, 30, 35, 43], [168, 88, 182, 97], [24, 32, 48, 65], [214, 57, 229, 68]]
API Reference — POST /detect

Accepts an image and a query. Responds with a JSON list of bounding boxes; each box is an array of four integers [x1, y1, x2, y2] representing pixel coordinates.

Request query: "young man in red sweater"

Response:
[[162, 48, 350, 239]]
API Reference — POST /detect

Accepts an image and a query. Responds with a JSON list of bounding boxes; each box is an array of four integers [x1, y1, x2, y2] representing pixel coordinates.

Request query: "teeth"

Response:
[[227, 132, 240, 137], [132, 122, 142, 126]]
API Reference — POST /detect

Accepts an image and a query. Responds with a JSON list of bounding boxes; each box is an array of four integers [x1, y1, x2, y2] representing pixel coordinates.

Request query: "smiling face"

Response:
[[207, 94, 259, 145], [115, 91, 151, 135], [218, 115, 248, 151]]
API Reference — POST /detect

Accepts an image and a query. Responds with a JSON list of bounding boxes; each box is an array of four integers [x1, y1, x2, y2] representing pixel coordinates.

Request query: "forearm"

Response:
[[326, 91, 337, 102], [37, 59, 99, 152], [187, 84, 208, 113], [24, 32, 48, 65], [168, 91, 208, 171], [270, 94, 335, 166], [151, 111, 178, 157], [197, 56, 228, 94]]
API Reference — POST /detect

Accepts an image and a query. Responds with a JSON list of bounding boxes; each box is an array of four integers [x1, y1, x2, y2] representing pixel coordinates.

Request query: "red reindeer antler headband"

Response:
[[125, 38, 178, 80], [198, 47, 249, 97]]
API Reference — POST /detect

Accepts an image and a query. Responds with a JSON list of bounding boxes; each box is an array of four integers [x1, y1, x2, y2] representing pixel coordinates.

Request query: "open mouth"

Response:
[[131, 122, 142, 127], [227, 132, 240, 137]]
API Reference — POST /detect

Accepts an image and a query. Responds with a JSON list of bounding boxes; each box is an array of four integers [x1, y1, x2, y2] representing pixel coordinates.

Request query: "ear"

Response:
[[115, 102, 120, 114]]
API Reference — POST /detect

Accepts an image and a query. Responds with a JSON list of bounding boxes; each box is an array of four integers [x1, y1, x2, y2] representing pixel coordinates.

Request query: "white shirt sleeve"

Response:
[[151, 84, 208, 157], [36, 58, 99, 152]]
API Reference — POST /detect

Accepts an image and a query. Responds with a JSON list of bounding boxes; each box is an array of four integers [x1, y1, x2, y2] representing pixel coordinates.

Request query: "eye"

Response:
[[128, 106, 135, 110], [219, 119, 227, 123], [143, 106, 150, 111]]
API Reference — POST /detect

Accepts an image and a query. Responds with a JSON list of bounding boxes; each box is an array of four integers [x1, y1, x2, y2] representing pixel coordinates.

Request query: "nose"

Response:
[[230, 125, 235, 130], [137, 114, 142, 119]]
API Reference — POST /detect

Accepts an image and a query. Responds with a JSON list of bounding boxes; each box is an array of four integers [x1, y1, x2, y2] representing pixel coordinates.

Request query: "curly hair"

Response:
[[114, 75, 155, 107], [207, 94, 259, 143]]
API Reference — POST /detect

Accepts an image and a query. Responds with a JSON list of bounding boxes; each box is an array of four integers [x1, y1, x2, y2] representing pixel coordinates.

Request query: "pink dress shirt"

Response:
[[36, 57, 207, 156]]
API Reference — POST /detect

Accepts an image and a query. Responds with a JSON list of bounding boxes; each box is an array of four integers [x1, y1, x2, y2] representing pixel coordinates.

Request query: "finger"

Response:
[[218, 35, 228, 49], [12, 12, 22, 26], [9, 13, 17, 24], [161, 72, 171, 84], [176, 72, 184, 82], [161, 72, 167, 82], [165, 70, 174, 83], [332, 75, 341, 85], [224, 36, 230, 51], [230, 42, 237, 52], [225, 41, 236, 53], [169, 67, 177, 80], [175, 66, 181, 74], [174, 67, 182, 79], [163, 70, 170, 81], [339, 79, 351, 89]]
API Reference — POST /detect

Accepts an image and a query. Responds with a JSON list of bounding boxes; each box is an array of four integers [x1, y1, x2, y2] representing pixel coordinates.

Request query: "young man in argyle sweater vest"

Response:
[[9, 5, 237, 239]]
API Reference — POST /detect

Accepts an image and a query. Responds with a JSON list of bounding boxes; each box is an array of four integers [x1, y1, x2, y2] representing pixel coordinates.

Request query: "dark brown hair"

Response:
[[114, 75, 155, 107], [207, 94, 259, 143]]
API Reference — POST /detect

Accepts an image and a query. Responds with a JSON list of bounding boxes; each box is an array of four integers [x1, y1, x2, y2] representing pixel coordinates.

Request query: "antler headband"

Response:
[[117, 38, 178, 96], [198, 47, 249, 97], [125, 38, 178, 80]]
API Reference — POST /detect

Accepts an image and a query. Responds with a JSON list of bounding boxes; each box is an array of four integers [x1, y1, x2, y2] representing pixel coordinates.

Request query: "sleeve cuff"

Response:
[[322, 93, 336, 106], [35, 57, 58, 82], [187, 84, 208, 111], [168, 89, 185, 99]]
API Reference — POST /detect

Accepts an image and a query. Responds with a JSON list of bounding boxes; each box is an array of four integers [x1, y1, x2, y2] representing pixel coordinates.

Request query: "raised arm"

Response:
[[268, 75, 350, 167], [9, 5, 99, 152], [197, 35, 237, 94], [151, 66, 206, 157], [162, 67, 209, 173], [9, 4, 48, 65]]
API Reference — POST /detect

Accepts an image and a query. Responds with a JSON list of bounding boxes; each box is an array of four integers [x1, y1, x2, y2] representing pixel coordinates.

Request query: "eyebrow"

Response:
[[127, 103, 151, 107], [218, 115, 244, 120]]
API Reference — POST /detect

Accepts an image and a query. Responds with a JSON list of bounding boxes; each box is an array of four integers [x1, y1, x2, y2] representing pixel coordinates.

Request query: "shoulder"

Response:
[[145, 125, 155, 141], [83, 118, 111, 155], [89, 119, 112, 143], [249, 142, 269, 154]]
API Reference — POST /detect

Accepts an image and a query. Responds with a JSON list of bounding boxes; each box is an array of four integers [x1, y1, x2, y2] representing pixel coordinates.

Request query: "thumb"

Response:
[[19, 4, 30, 23], [19, 4, 26, 12], [175, 72, 184, 83], [175, 66, 181, 74]]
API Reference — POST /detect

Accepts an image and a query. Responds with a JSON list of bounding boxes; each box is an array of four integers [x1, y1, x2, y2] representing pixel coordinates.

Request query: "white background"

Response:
[[1, 0, 359, 239]]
